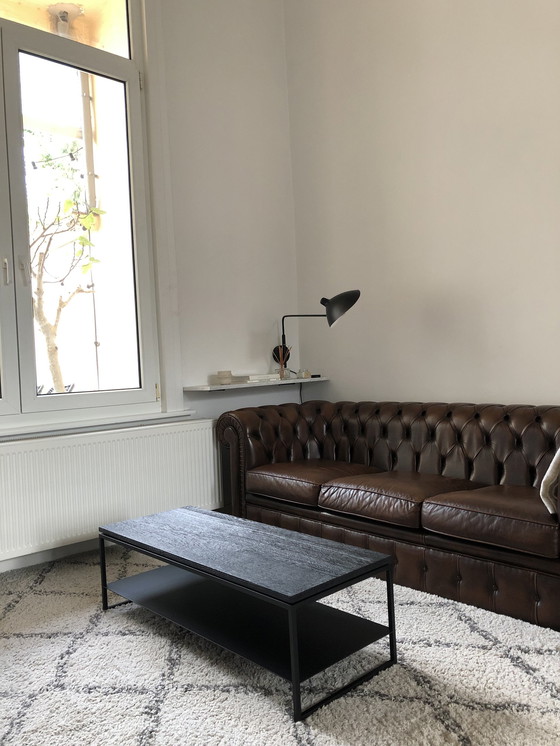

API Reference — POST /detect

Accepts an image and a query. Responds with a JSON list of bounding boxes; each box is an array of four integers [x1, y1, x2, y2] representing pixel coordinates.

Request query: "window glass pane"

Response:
[[0, 1, 129, 57], [20, 52, 140, 396]]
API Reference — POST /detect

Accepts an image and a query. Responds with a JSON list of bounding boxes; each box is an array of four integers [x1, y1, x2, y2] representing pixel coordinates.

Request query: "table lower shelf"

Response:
[[107, 565, 389, 682]]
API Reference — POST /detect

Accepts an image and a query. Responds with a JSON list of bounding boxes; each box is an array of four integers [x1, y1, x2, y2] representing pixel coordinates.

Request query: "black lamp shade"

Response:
[[272, 288, 361, 364], [320, 289, 361, 327]]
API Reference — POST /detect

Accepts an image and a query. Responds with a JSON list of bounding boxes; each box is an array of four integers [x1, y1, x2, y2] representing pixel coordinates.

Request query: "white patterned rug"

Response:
[[1, 547, 559, 746]]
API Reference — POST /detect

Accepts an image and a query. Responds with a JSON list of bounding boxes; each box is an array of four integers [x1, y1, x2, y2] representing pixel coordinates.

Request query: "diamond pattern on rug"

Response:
[[1, 590, 96, 635], [64, 634, 174, 689], [8, 688, 155, 746], [154, 688, 298, 746], [1, 546, 559, 746], [1, 636, 71, 694]]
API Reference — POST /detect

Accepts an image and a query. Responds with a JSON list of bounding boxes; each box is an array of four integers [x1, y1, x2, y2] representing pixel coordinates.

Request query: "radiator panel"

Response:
[[0, 419, 220, 561]]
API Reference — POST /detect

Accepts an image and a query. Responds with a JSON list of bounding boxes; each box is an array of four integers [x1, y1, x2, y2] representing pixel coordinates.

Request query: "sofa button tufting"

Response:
[[217, 400, 560, 631]]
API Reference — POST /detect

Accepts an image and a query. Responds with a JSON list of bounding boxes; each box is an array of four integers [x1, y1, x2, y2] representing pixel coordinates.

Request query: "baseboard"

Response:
[[0, 538, 99, 573]]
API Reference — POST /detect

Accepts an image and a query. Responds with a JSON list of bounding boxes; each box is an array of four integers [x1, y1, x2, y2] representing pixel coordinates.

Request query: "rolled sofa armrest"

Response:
[[216, 404, 303, 515], [216, 402, 335, 515], [216, 412, 246, 516]]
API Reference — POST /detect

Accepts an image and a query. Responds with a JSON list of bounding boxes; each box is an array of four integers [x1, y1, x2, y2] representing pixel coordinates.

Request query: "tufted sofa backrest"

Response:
[[223, 400, 560, 489]]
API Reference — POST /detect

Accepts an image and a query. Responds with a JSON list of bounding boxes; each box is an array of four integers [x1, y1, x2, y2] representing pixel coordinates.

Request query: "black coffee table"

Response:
[[99, 507, 397, 721]]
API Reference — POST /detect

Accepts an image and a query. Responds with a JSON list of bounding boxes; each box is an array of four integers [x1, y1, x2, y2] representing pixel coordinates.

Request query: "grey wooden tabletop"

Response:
[[100, 506, 392, 603]]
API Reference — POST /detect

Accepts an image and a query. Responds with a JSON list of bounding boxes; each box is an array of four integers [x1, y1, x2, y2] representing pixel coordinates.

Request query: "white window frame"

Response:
[[0, 29, 20, 417], [0, 11, 160, 426]]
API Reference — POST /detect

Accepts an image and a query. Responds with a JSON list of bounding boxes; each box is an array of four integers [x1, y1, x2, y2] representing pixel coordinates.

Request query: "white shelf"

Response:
[[183, 377, 329, 392]]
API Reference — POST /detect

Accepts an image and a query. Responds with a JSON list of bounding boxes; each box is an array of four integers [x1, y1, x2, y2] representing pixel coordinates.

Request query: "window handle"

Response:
[[18, 256, 30, 286], [2, 257, 10, 285]]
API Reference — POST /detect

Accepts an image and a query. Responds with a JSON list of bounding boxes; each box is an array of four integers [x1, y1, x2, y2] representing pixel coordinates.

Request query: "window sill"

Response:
[[0, 408, 197, 442]]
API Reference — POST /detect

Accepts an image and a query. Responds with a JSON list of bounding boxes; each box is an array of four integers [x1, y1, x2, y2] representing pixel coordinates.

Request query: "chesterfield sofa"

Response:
[[216, 400, 560, 630]]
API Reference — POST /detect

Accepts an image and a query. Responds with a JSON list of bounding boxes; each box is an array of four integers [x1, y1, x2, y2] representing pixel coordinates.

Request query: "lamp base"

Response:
[[272, 345, 291, 365]]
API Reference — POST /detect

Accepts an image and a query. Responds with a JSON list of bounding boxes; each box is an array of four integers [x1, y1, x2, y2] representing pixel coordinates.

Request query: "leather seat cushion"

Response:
[[422, 486, 560, 558], [246, 459, 381, 506], [318, 471, 479, 528]]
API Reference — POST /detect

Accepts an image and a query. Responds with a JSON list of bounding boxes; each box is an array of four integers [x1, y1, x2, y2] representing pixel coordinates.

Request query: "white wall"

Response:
[[150, 0, 560, 414], [284, 0, 560, 405], [150, 0, 300, 416]]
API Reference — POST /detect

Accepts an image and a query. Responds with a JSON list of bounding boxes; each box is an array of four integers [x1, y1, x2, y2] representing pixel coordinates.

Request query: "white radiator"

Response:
[[0, 418, 221, 562]]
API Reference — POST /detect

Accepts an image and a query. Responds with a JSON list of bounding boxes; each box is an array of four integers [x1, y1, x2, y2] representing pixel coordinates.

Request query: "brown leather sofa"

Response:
[[217, 401, 560, 630]]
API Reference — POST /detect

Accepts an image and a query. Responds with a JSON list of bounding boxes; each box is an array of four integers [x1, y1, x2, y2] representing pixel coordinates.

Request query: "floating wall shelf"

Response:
[[184, 377, 329, 392]]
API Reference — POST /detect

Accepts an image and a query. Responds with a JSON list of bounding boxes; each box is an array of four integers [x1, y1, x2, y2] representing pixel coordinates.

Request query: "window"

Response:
[[0, 0, 129, 57], [0, 5, 159, 424]]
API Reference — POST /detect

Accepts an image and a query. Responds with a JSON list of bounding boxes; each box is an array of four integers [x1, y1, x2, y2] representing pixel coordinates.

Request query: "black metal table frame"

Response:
[[99, 533, 397, 722]]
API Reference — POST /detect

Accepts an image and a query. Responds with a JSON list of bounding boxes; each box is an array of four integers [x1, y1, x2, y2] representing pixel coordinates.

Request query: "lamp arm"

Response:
[[281, 313, 327, 346]]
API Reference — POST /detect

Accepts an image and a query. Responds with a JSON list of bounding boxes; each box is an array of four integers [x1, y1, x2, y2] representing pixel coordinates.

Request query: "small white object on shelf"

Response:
[[208, 371, 250, 385], [246, 373, 281, 382]]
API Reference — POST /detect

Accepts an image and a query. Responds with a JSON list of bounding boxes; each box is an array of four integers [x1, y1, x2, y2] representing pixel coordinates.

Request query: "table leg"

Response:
[[99, 536, 108, 611], [386, 565, 397, 663], [288, 606, 302, 721]]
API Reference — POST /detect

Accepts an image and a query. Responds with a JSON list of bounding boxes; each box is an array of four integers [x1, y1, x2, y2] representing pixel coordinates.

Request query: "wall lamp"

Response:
[[272, 289, 361, 365]]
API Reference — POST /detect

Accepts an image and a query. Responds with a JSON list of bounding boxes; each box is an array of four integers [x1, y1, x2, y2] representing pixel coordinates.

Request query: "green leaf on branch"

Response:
[[81, 257, 100, 274], [78, 213, 96, 230]]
